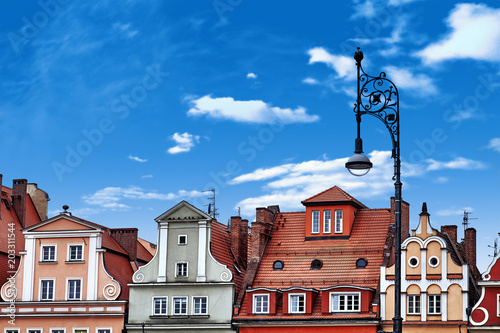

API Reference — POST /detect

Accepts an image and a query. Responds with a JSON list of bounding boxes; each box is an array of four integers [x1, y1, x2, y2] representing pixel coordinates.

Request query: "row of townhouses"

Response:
[[0, 174, 499, 332]]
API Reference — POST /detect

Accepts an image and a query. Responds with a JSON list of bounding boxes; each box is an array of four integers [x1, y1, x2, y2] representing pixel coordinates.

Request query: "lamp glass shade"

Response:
[[345, 153, 373, 177]]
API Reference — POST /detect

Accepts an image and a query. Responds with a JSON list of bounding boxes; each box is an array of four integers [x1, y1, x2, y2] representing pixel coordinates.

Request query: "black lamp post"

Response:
[[345, 48, 402, 333]]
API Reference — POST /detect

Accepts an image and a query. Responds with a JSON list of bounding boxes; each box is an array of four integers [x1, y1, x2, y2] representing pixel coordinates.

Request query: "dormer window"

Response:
[[311, 259, 323, 270], [273, 260, 284, 270], [330, 292, 360, 312], [289, 293, 306, 314], [253, 294, 270, 314], [356, 258, 367, 269], [323, 210, 331, 233], [334, 210, 343, 233], [312, 211, 320, 234]]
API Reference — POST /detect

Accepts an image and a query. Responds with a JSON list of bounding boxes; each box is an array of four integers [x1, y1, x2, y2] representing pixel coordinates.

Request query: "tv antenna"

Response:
[[488, 235, 499, 257], [203, 188, 218, 219], [462, 210, 477, 231]]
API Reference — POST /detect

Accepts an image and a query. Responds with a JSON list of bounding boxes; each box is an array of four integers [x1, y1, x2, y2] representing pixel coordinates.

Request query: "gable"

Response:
[[28, 216, 97, 232], [155, 200, 212, 222]]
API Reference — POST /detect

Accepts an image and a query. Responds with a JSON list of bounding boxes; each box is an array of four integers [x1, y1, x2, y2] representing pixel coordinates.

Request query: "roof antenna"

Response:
[[488, 235, 499, 257], [237, 206, 241, 217], [203, 188, 218, 219], [462, 210, 477, 231]]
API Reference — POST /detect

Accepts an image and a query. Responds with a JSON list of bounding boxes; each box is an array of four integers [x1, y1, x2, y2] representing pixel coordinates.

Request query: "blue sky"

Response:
[[1, 0, 499, 272]]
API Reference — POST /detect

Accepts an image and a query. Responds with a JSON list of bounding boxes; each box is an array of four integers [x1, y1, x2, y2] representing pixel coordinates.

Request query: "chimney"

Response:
[[109, 228, 138, 261], [27, 183, 50, 220], [12, 179, 28, 228], [465, 227, 477, 270], [231, 216, 246, 265], [391, 197, 410, 241], [441, 225, 457, 244]]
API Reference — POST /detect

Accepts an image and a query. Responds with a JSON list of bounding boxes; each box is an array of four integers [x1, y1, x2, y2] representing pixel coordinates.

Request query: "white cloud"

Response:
[[425, 157, 486, 171], [303, 77, 319, 85], [434, 177, 449, 184], [83, 186, 204, 210], [167, 132, 200, 154], [383, 66, 437, 95], [485, 137, 500, 153], [141, 174, 153, 179], [416, 3, 500, 64], [128, 154, 148, 163], [187, 95, 319, 124], [307, 47, 355, 80], [351, 0, 377, 19], [436, 206, 473, 217], [247, 73, 257, 79]]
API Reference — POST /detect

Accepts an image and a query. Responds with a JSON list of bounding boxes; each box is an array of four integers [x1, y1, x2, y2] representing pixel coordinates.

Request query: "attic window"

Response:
[[356, 258, 367, 269], [178, 235, 187, 245], [273, 260, 284, 270], [409, 256, 419, 268], [310, 259, 323, 270]]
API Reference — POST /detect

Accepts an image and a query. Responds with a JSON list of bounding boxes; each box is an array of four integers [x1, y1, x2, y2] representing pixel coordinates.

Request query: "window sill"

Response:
[[150, 315, 169, 318], [39, 261, 57, 264], [65, 260, 85, 264]]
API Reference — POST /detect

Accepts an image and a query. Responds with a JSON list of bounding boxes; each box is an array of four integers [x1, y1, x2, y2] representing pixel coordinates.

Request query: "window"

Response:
[[330, 293, 360, 312], [41, 245, 56, 262], [6, 330, 20, 333], [497, 294, 500, 317], [408, 256, 419, 268], [310, 259, 323, 270], [289, 294, 305, 314], [356, 258, 367, 269], [334, 210, 343, 233], [74, 330, 87, 333], [176, 262, 188, 277], [407, 295, 421, 315], [273, 260, 284, 270], [323, 210, 331, 233], [40, 279, 54, 301], [68, 245, 83, 261], [51, 330, 65, 333], [253, 294, 269, 314], [428, 295, 441, 315], [312, 211, 320, 234], [172, 297, 187, 315], [178, 235, 187, 245], [429, 256, 439, 267], [97, 330, 110, 333], [193, 296, 208, 315], [67, 279, 82, 300], [28, 330, 41, 333], [153, 297, 167, 315]]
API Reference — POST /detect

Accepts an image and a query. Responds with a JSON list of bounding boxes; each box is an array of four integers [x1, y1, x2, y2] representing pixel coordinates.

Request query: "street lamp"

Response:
[[345, 48, 402, 333]]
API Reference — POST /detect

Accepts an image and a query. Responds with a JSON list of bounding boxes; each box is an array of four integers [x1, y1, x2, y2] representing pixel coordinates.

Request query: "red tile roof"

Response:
[[103, 251, 135, 300], [301, 186, 368, 208], [237, 201, 392, 320], [211, 220, 246, 295]]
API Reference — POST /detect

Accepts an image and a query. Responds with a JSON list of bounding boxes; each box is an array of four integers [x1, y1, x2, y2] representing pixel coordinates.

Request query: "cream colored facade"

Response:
[[380, 203, 472, 332]]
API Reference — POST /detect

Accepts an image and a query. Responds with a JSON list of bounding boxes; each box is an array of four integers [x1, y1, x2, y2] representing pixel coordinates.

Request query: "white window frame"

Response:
[[323, 210, 331, 234], [175, 262, 189, 278], [408, 256, 419, 268], [41, 244, 57, 262], [178, 235, 188, 245], [27, 330, 43, 333], [311, 210, 320, 234], [50, 329, 65, 333], [67, 243, 84, 261], [96, 329, 111, 333], [72, 329, 88, 333], [334, 210, 343, 233], [5, 329, 20, 333], [330, 292, 360, 313], [152, 296, 168, 316], [428, 256, 440, 268], [39, 278, 55, 301], [428, 294, 441, 315], [253, 294, 270, 314], [192, 296, 208, 315], [172, 296, 188, 316], [497, 294, 500, 317], [66, 278, 83, 301], [407, 295, 421, 315], [289, 293, 306, 314]]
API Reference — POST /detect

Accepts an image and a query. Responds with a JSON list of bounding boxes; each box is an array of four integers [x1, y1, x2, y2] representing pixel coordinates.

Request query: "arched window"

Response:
[[273, 260, 284, 270], [310, 259, 323, 270], [356, 258, 367, 269]]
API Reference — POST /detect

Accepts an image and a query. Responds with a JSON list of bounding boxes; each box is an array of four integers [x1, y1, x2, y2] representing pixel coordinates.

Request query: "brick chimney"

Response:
[[391, 197, 410, 241], [441, 225, 458, 244], [465, 227, 477, 270], [109, 228, 138, 261], [230, 216, 248, 267], [12, 179, 28, 228]]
